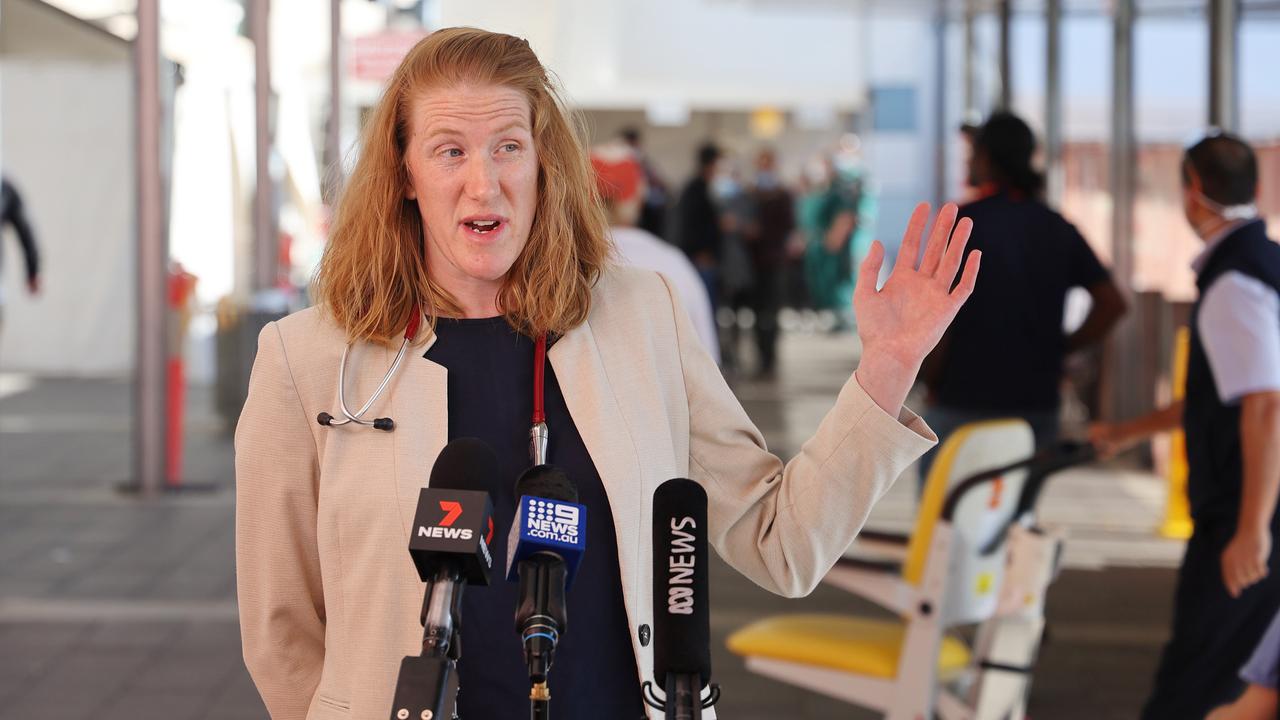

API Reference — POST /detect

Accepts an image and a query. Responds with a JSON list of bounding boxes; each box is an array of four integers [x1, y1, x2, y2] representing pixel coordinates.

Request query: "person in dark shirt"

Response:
[[745, 149, 795, 376], [677, 142, 724, 310], [920, 112, 1126, 480], [0, 177, 41, 330]]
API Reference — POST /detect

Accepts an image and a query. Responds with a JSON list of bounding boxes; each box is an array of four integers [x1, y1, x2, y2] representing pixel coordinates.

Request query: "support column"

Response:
[[1045, 0, 1064, 207], [1208, 0, 1240, 130], [1105, 0, 1141, 421], [998, 0, 1012, 110], [251, 0, 276, 291], [963, 0, 977, 119], [326, 0, 342, 201], [134, 0, 166, 495], [933, 5, 949, 208]]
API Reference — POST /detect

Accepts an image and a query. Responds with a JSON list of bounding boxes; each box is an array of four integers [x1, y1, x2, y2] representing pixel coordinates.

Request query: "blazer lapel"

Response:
[[548, 320, 644, 610], [390, 333, 449, 539]]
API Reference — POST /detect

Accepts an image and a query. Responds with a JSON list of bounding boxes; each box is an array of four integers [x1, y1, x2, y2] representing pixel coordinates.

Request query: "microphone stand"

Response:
[[665, 674, 702, 720], [515, 553, 567, 720], [389, 564, 464, 720]]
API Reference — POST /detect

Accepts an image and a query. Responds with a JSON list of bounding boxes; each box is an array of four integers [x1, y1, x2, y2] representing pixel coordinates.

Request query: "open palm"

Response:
[[852, 202, 980, 412]]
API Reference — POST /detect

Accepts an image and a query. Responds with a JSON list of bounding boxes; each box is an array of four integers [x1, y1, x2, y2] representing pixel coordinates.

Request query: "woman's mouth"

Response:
[[461, 216, 506, 236]]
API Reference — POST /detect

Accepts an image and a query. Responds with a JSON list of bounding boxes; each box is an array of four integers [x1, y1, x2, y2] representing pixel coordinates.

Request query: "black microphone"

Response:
[[506, 464, 587, 715], [389, 438, 499, 720], [645, 478, 719, 720]]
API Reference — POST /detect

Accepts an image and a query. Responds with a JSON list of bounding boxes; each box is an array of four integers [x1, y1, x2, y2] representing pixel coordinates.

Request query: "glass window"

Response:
[[1131, 9, 1208, 301], [1241, 9, 1280, 235]]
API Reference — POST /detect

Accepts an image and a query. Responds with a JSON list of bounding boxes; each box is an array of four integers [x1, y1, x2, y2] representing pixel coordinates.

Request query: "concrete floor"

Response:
[[0, 330, 1183, 719]]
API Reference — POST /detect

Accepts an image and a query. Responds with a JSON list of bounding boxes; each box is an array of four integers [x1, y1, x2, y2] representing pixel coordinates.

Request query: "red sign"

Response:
[[351, 29, 430, 83]]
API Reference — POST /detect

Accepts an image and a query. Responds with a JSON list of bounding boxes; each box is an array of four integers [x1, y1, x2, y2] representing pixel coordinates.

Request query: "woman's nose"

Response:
[[463, 157, 500, 202]]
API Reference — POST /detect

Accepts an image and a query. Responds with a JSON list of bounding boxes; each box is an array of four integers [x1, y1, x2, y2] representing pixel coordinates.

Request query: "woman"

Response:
[[236, 28, 980, 720]]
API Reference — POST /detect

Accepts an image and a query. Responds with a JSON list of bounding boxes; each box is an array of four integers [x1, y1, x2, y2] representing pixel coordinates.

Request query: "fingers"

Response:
[[949, 250, 982, 303], [857, 240, 885, 296], [895, 203, 930, 275], [939, 217, 974, 284], [919, 203, 959, 277], [1223, 553, 1269, 599]]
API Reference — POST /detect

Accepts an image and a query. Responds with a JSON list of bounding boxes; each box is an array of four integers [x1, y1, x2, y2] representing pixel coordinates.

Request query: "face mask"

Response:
[[711, 176, 739, 200], [1193, 190, 1258, 221], [1190, 190, 1258, 236]]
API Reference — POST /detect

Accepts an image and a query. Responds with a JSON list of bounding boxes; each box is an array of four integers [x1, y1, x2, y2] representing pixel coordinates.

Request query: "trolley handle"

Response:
[[939, 441, 1098, 556]]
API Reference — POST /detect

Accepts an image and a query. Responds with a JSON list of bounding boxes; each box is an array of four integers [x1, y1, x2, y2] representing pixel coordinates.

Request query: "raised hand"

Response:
[[852, 202, 981, 415]]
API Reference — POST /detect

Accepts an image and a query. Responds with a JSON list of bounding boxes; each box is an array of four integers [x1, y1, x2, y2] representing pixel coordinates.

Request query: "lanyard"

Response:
[[529, 333, 550, 466]]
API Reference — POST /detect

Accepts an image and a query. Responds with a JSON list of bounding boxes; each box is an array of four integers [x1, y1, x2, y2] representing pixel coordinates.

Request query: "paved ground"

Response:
[[0, 330, 1185, 719]]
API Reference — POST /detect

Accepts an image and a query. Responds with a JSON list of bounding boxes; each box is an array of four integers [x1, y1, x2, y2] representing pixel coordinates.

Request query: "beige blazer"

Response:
[[235, 265, 936, 719]]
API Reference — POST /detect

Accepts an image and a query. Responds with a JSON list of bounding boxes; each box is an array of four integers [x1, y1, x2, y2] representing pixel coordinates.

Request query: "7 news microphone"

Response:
[[644, 478, 721, 720], [389, 438, 498, 720], [506, 464, 587, 718]]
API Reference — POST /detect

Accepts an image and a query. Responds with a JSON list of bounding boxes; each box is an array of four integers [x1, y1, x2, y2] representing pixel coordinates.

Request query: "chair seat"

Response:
[[727, 614, 971, 680]]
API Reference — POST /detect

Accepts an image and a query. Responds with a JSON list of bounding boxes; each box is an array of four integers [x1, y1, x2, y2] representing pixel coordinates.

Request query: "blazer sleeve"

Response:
[[658, 275, 936, 598], [235, 322, 326, 719]]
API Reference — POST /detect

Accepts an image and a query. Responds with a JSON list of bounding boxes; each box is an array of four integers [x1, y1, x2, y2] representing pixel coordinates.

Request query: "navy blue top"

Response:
[[1187, 220, 1280, 521], [424, 317, 643, 719], [933, 192, 1110, 412]]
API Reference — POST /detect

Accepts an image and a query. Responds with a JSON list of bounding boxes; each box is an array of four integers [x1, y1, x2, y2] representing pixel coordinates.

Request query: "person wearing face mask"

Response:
[[677, 142, 725, 313], [1091, 132, 1280, 719], [743, 149, 795, 377]]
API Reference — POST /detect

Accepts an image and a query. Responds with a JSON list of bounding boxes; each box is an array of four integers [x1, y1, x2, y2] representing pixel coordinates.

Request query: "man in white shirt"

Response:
[[591, 143, 720, 364], [1092, 132, 1280, 719]]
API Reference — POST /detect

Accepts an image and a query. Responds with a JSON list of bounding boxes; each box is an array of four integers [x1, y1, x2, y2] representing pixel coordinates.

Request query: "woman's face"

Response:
[[404, 83, 539, 305]]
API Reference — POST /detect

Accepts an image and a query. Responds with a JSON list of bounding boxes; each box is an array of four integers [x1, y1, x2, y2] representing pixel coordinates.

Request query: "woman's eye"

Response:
[[442, 148, 463, 159], [500, 143, 520, 153]]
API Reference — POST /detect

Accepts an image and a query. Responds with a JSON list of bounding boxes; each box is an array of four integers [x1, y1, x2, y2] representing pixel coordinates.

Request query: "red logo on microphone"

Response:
[[438, 501, 463, 527], [485, 517, 495, 546]]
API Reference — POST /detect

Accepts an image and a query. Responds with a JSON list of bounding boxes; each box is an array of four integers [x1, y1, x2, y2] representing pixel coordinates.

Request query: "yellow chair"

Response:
[[728, 420, 1036, 720]]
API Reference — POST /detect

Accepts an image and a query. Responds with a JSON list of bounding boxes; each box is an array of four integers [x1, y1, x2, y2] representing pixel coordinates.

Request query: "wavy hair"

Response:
[[314, 27, 612, 345]]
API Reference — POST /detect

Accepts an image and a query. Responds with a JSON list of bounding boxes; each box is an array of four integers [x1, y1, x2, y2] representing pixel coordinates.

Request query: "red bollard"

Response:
[[166, 263, 198, 489]]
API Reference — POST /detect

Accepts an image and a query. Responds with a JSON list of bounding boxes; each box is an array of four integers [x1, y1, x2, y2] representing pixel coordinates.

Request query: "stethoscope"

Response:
[[316, 310, 552, 466]]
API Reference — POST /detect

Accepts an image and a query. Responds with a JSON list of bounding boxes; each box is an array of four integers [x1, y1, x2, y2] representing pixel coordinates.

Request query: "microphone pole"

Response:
[[389, 439, 499, 720], [645, 478, 720, 720]]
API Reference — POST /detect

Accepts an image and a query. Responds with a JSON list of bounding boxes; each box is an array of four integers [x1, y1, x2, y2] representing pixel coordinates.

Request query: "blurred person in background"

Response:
[[590, 142, 720, 362], [801, 142, 872, 333], [1091, 133, 1280, 720], [619, 126, 670, 241], [236, 27, 982, 720], [744, 148, 795, 377], [919, 111, 1125, 481], [677, 142, 724, 312], [714, 157, 758, 371], [0, 176, 41, 332]]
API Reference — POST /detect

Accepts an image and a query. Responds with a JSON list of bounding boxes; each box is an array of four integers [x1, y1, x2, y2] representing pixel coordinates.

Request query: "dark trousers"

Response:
[[1141, 516, 1280, 720]]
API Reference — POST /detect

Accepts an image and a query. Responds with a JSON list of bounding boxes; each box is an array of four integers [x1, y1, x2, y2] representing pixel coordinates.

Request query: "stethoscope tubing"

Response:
[[324, 334, 414, 428]]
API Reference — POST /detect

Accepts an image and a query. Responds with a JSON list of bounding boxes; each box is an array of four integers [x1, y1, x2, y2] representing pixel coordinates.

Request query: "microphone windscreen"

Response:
[[652, 478, 711, 688], [429, 437, 500, 493], [514, 464, 579, 503]]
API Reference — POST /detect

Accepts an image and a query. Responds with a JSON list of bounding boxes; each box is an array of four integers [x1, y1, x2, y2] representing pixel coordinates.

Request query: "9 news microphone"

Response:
[[389, 438, 498, 720], [506, 464, 587, 713], [645, 478, 720, 720]]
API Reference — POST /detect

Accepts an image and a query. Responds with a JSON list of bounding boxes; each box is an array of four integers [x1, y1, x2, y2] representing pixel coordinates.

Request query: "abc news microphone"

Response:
[[645, 478, 721, 720], [506, 464, 587, 718], [389, 438, 498, 720]]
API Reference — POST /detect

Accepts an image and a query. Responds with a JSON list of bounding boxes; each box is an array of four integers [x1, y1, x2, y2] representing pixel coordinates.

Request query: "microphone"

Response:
[[645, 478, 720, 720], [389, 438, 498, 720], [506, 464, 587, 710]]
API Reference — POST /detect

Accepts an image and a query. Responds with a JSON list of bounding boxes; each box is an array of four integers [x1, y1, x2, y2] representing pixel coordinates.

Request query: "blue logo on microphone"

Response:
[[526, 499, 582, 544]]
